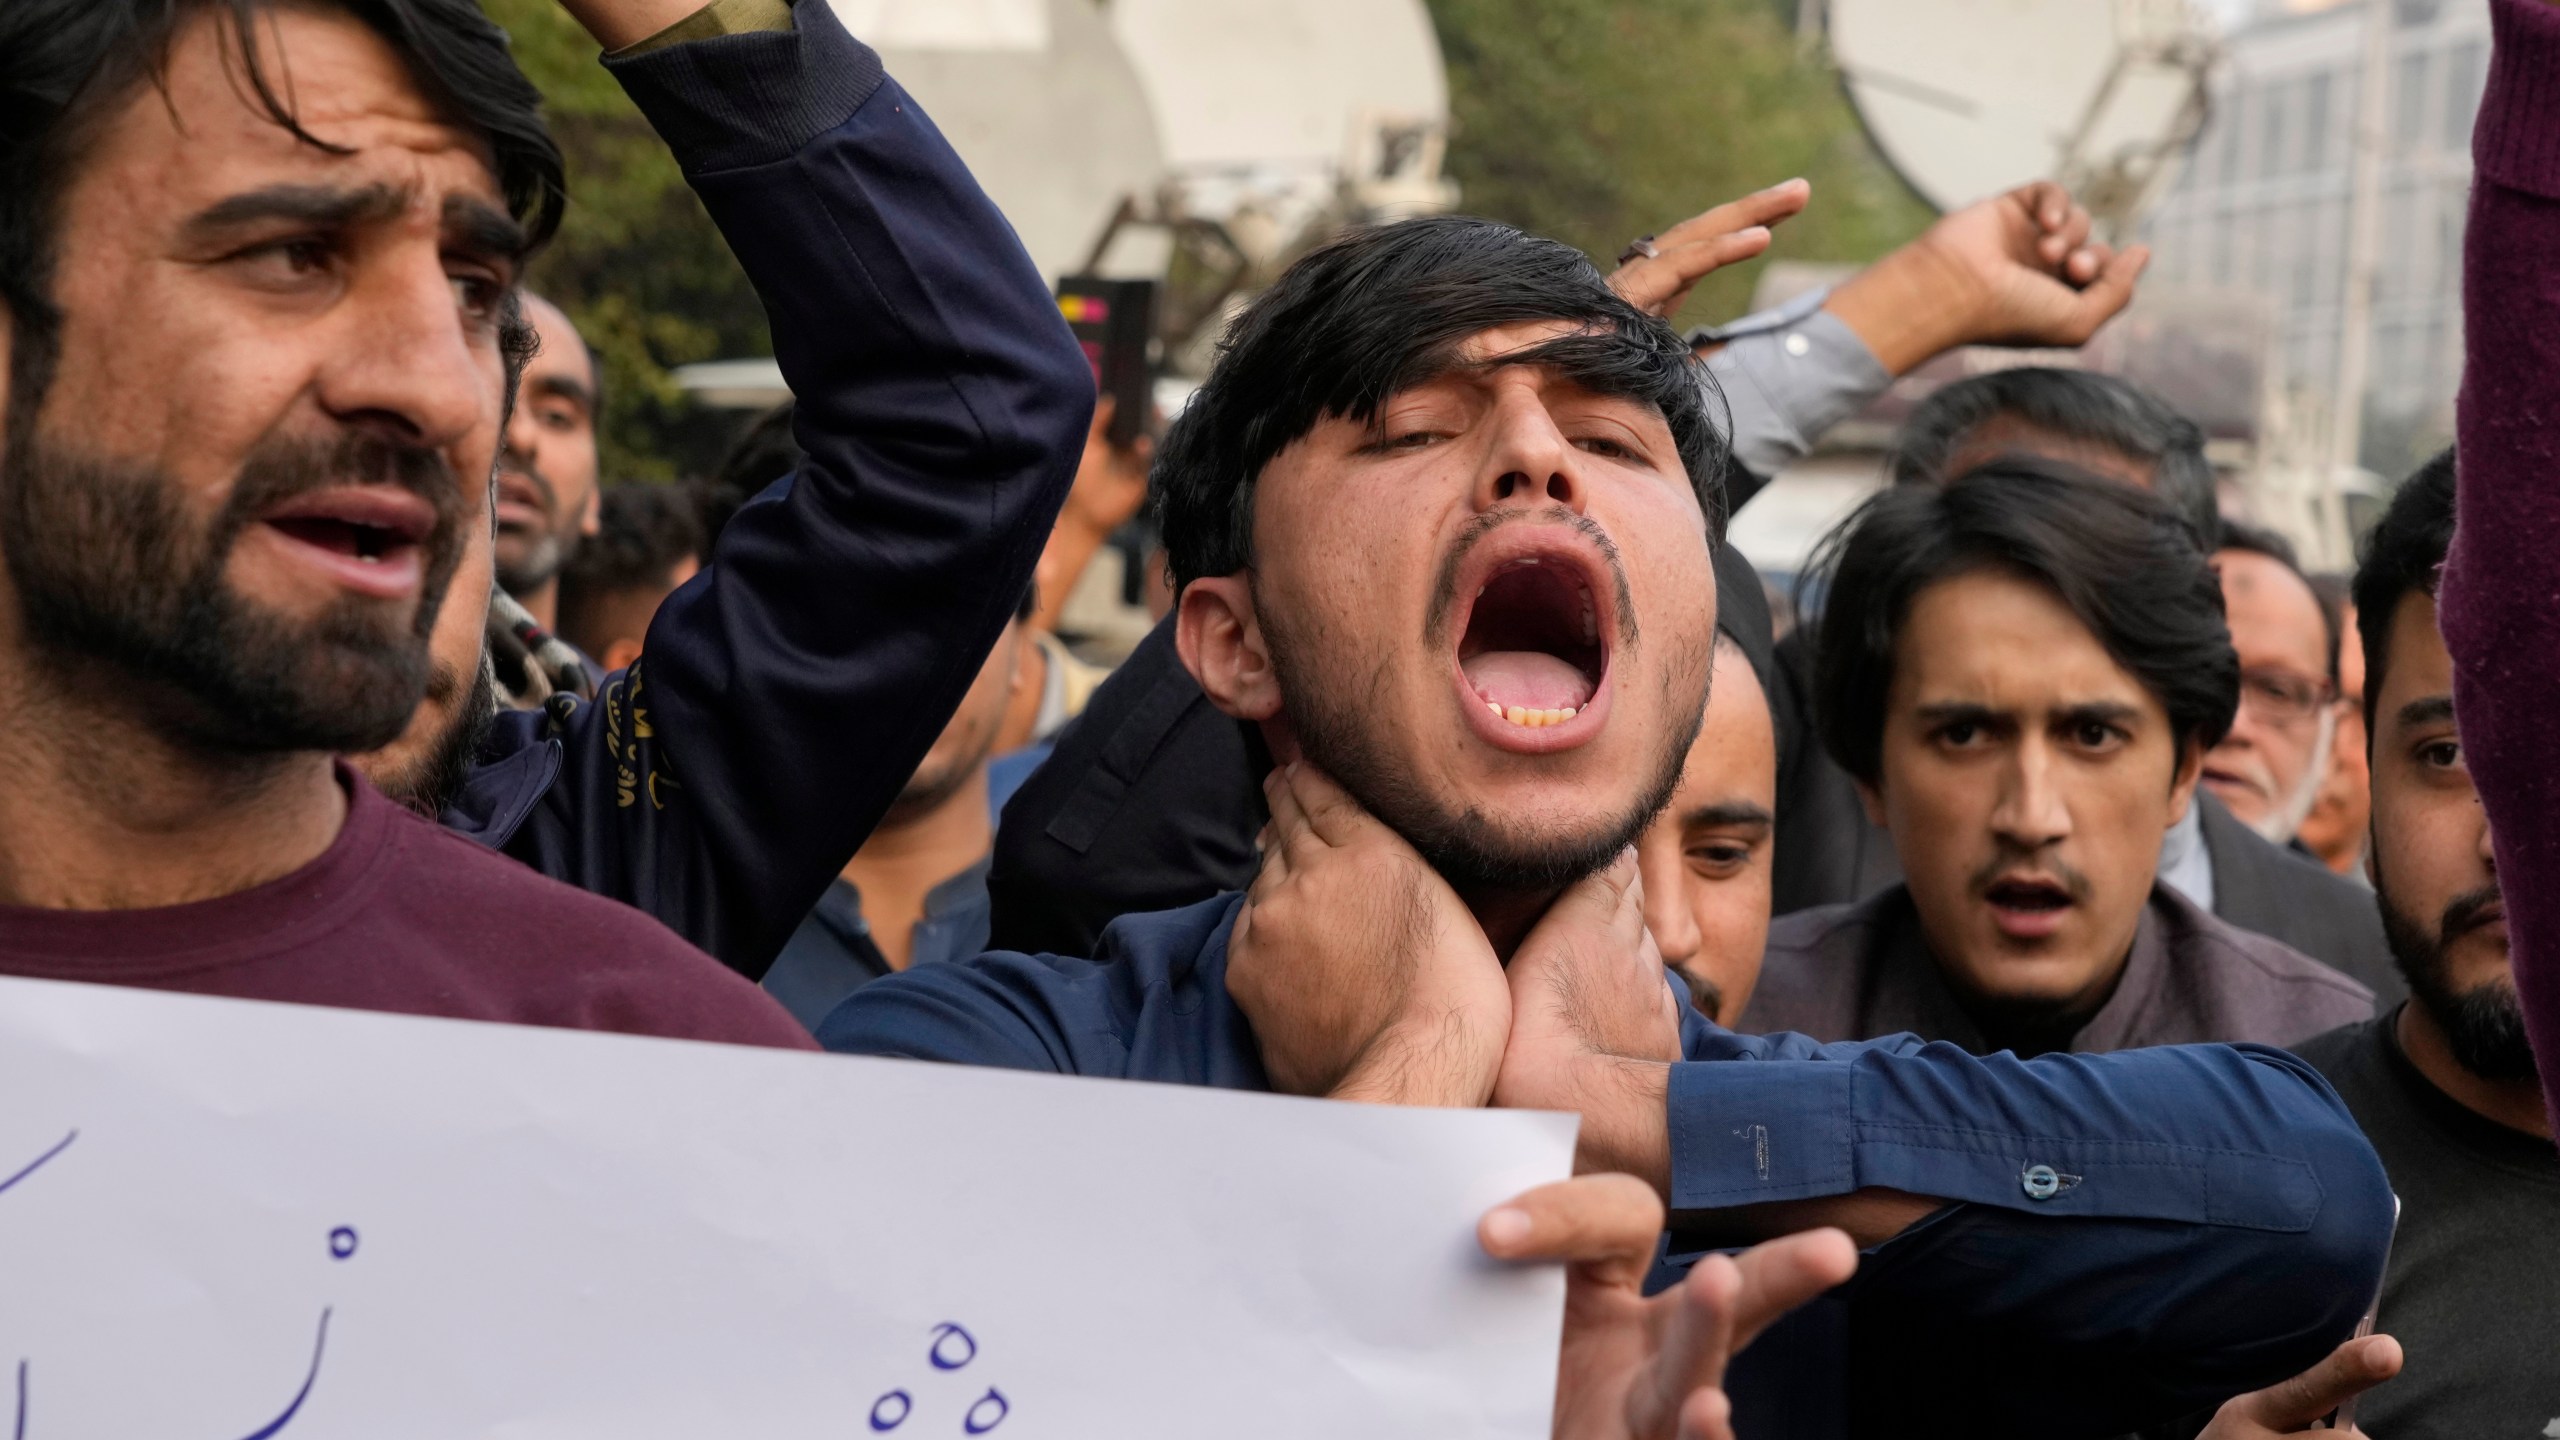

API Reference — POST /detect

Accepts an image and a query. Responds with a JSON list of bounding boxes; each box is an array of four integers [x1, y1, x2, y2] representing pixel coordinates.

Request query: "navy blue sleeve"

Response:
[[472, 5, 1090, 979], [1673, 1013, 2394, 1430], [815, 896, 1273, 1088]]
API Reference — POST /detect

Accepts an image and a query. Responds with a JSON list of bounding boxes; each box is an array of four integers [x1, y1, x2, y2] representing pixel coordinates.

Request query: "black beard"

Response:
[[0, 428, 467, 757], [376, 648, 499, 819], [2377, 878, 2539, 1081], [1257, 587, 1699, 896]]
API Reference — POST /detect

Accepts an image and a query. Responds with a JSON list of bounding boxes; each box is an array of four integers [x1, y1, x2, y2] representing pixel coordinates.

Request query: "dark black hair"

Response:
[[1151, 215, 1726, 591], [1808, 458, 2239, 787], [554, 482, 701, 659], [2351, 447, 2457, 736], [1, 0, 565, 420], [1889, 368, 2219, 544], [2216, 517, 2338, 684]]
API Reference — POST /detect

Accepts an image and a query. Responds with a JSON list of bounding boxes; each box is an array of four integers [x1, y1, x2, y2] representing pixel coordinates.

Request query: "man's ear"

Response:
[[1176, 575, 1283, 722], [1853, 775, 1887, 831], [578, 484, 603, 539], [2166, 734, 2206, 824]]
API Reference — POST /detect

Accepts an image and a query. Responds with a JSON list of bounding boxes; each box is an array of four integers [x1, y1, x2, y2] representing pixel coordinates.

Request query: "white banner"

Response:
[[0, 976, 1573, 1437]]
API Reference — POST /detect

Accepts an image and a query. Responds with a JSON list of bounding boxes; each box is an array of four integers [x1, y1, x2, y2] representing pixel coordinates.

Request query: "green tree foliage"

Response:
[[1431, 0, 1937, 330], [483, 0, 768, 483]]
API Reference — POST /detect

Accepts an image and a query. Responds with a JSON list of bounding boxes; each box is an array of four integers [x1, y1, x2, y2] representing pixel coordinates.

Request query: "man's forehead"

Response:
[[1899, 571, 2156, 708], [2375, 591, 2455, 720], [1381, 320, 1667, 419], [521, 297, 595, 388], [93, 5, 503, 214]]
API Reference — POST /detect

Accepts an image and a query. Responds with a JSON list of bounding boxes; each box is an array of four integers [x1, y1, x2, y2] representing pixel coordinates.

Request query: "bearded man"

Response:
[[0, 0, 804, 1044]]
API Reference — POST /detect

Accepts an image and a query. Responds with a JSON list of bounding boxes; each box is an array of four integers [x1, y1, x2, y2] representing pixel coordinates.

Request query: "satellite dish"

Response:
[[827, 0, 1047, 51], [1106, 0, 1446, 176], [1827, 0, 2215, 227], [843, 0, 1164, 283]]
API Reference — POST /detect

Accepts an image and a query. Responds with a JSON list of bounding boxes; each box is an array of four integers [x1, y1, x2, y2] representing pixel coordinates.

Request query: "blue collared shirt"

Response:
[[819, 892, 2394, 1433]]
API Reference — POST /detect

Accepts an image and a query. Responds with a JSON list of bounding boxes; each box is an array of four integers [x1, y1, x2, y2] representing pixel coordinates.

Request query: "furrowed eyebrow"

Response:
[[181, 182, 410, 245], [442, 195, 530, 268], [2055, 701, 2144, 728], [2395, 694, 2456, 729], [527, 373, 594, 410], [1681, 801, 1773, 830], [1914, 702, 2002, 726]]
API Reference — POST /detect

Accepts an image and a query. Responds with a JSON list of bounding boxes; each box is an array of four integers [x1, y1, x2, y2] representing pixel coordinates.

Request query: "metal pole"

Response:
[[2330, 0, 2393, 510]]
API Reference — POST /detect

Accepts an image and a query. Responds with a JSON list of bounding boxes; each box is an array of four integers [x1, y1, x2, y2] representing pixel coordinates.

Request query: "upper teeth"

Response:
[[1493, 704, 1577, 728]]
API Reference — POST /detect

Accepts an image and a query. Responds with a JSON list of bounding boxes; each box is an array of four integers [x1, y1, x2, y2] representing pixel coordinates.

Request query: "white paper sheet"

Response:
[[0, 975, 1575, 1438]]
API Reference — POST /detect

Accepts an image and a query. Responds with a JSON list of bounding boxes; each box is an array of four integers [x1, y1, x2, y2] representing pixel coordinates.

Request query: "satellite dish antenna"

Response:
[[828, 0, 1047, 51], [1081, 0, 1456, 364], [1826, 0, 2216, 231], [838, 0, 1165, 284], [1107, 0, 1447, 175]]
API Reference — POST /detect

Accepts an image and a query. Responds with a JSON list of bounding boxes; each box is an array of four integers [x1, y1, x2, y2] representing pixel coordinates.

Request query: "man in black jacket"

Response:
[[349, 0, 1094, 980]]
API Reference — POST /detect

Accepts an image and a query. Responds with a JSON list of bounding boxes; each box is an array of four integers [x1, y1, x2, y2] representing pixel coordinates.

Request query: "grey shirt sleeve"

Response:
[[1692, 288, 1893, 486]]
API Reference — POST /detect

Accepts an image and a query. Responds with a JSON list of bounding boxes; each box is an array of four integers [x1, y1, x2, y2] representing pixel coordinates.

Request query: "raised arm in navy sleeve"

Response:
[[449, 2, 1091, 979]]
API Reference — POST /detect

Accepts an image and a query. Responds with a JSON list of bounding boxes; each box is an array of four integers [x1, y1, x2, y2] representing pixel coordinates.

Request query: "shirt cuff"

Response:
[[611, 0, 798, 58], [1699, 307, 1891, 480], [1666, 1042, 2330, 1230]]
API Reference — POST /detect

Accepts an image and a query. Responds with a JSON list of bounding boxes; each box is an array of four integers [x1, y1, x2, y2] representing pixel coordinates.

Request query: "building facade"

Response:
[[2144, 0, 2487, 476]]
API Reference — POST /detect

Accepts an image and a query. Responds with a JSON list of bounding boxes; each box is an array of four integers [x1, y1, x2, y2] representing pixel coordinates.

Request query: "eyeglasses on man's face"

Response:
[[2238, 667, 2337, 729]]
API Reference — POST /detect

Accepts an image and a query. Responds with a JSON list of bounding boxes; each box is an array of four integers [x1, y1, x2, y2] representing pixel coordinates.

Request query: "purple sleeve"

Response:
[[2438, 0, 2560, 1125]]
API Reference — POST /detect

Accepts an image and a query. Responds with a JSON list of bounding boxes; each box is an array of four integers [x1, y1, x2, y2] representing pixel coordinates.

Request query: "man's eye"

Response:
[[2420, 739, 2464, 770], [1687, 842, 1751, 874], [1938, 722, 1982, 748], [1385, 431, 1441, 450], [450, 272, 503, 320], [232, 237, 333, 282], [2072, 721, 2126, 751], [1576, 436, 1634, 460]]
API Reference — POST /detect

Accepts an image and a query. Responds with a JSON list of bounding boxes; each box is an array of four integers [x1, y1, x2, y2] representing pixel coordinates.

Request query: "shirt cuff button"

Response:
[[2022, 1164, 2063, 1201]]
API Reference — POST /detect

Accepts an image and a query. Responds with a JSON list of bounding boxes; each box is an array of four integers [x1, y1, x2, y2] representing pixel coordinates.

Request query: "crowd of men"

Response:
[[1, 0, 2553, 1433]]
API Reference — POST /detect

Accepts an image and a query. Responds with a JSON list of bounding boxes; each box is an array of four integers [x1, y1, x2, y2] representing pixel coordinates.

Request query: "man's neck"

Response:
[[1463, 885, 1566, 962], [0, 672, 347, 910], [839, 769, 992, 972], [2396, 999, 2552, 1140], [516, 578, 558, 631]]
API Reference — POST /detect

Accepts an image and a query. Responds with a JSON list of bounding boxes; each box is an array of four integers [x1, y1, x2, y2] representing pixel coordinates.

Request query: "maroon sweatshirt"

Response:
[[2439, 0, 2560, 1124], [0, 767, 816, 1050]]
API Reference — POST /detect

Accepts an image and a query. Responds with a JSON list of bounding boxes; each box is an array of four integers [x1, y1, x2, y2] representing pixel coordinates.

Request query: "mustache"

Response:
[[2441, 884, 2507, 940], [496, 452, 558, 511], [1423, 505, 1638, 648], [222, 431, 465, 534], [1967, 853, 2095, 904]]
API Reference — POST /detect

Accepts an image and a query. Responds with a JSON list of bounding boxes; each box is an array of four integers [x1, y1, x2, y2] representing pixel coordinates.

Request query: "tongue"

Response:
[[1463, 650, 1592, 712]]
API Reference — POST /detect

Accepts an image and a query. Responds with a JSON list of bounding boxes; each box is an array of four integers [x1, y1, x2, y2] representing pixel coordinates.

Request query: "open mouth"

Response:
[[256, 488, 436, 599], [1986, 878, 2071, 913], [2199, 766, 2262, 798], [1450, 534, 1614, 751], [266, 515, 417, 562], [1983, 876, 2075, 940], [494, 466, 554, 533]]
